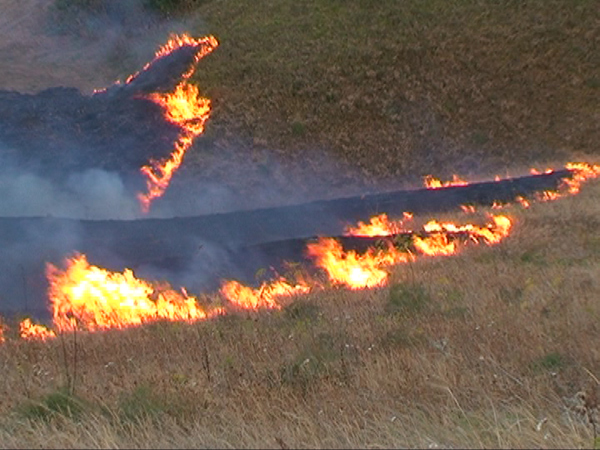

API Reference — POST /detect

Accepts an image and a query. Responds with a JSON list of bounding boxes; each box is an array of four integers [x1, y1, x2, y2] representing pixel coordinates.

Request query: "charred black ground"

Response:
[[0, 42, 202, 184], [0, 169, 573, 320]]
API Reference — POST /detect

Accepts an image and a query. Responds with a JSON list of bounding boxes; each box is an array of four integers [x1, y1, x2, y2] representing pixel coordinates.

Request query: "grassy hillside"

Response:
[[0, 1, 599, 448], [1, 185, 600, 448], [189, 0, 598, 181]]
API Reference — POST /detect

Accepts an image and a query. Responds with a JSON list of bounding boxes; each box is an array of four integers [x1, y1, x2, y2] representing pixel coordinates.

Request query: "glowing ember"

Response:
[[19, 318, 56, 341], [136, 34, 219, 212], [424, 174, 469, 189], [138, 82, 212, 211], [47, 254, 210, 332], [306, 238, 413, 289], [220, 279, 310, 310], [515, 196, 531, 208], [0, 323, 4, 344]]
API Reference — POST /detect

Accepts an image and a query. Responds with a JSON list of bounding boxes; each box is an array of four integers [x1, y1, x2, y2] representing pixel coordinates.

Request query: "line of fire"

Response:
[[0, 34, 598, 343]]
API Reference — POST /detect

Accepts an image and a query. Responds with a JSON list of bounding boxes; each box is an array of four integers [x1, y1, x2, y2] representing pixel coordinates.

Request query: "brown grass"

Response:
[[1, 180, 600, 448], [1, 1, 599, 447]]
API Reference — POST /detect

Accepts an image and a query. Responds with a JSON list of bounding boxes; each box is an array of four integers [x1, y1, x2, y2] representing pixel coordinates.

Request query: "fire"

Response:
[[136, 34, 219, 212], [0, 323, 4, 343], [414, 214, 511, 256], [138, 82, 212, 211], [515, 196, 531, 208], [306, 238, 413, 289], [220, 279, 310, 310], [563, 162, 600, 195], [47, 254, 210, 332], [311, 214, 511, 287], [424, 174, 469, 189], [19, 318, 56, 341], [154, 34, 219, 71], [345, 212, 413, 237]]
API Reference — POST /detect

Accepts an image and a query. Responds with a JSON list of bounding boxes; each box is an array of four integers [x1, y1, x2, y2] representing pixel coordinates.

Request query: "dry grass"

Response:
[[1, 180, 600, 448], [1, 1, 599, 447], [189, 0, 599, 183]]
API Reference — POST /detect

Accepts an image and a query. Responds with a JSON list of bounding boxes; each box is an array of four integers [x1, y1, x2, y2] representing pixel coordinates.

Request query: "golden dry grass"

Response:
[[1, 180, 599, 448], [1, 1, 599, 448]]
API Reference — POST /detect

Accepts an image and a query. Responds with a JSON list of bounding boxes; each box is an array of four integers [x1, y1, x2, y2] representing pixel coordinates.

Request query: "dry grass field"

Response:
[[1, 183, 600, 448], [0, 0, 599, 448]]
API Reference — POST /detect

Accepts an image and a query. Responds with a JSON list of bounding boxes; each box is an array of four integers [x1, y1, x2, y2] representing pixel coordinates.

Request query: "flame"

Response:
[[345, 212, 413, 237], [220, 279, 310, 310], [515, 196, 531, 208], [306, 238, 413, 289], [0, 323, 4, 344], [414, 214, 511, 256], [138, 82, 211, 211], [154, 34, 219, 71], [563, 162, 600, 195], [424, 174, 469, 189], [310, 214, 511, 287], [47, 254, 211, 332], [19, 318, 56, 341], [135, 34, 219, 212], [125, 34, 219, 85]]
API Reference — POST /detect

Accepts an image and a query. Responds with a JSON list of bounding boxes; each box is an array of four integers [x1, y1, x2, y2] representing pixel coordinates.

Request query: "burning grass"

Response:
[[1, 172, 599, 448]]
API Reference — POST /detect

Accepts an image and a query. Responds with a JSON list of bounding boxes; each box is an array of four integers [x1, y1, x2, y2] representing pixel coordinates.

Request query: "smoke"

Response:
[[0, 0, 207, 94], [0, 155, 140, 220]]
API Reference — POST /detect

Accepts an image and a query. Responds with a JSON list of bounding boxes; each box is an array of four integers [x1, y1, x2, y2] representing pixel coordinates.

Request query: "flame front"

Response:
[[311, 214, 511, 288], [424, 174, 469, 189], [138, 82, 212, 211], [19, 318, 56, 341], [47, 254, 209, 332], [563, 162, 600, 195], [414, 214, 511, 256], [220, 279, 310, 310], [136, 34, 218, 212], [345, 212, 413, 237], [306, 238, 413, 289]]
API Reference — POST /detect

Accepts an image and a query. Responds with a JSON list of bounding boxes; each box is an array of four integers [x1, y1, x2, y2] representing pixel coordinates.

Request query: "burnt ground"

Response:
[[0, 169, 572, 320], [0, 43, 205, 186], [0, 1, 597, 319]]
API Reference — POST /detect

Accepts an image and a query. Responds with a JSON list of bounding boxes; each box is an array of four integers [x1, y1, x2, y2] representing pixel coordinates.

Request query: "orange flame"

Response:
[[345, 212, 413, 237], [138, 82, 212, 211], [220, 279, 310, 310], [0, 323, 4, 344], [47, 254, 211, 332], [136, 34, 219, 212], [563, 162, 600, 195], [310, 214, 511, 288], [306, 238, 413, 289], [125, 34, 219, 85], [424, 174, 469, 189], [19, 318, 56, 341], [414, 214, 511, 255]]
